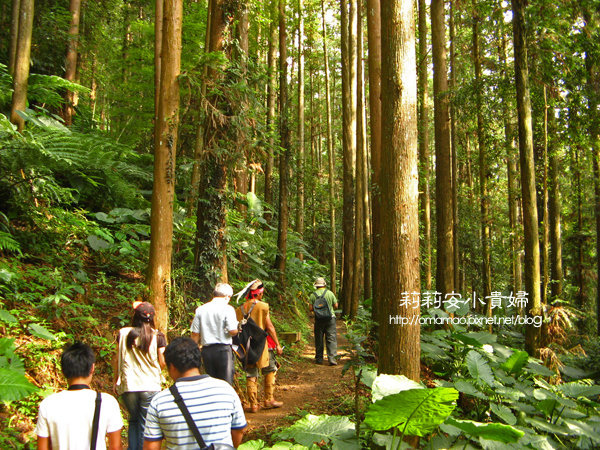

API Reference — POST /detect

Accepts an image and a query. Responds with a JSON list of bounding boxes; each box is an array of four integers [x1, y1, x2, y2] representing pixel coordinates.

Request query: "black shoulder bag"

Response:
[[169, 384, 235, 450], [90, 391, 102, 450]]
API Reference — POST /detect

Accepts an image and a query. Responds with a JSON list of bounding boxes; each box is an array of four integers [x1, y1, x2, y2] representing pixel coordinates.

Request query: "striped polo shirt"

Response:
[[144, 375, 246, 448]]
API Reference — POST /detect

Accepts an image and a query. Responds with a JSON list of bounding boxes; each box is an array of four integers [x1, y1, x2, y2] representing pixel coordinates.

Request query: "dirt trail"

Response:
[[242, 320, 351, 440]]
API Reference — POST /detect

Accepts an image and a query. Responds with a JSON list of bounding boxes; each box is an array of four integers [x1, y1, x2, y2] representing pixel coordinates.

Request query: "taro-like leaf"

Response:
[[365, 387, 458, 436], [526, 361, 556, 377], [556, 382, 600, 399], [562, 419, 600, 443], [87, 235, 111, 251], [28, 323, 56, 340], [238, 440, 266, 450], [524, 417, 570, 435], [501, 350, 529, 375], [445, 417, 524, 443], [0, 310, 17, 323], [275, 414, 356, 448], [466, 350, 496, 387], [0, 368, 38, 401], [490, 403, 517, 425], [371, 374, 424, 402], [360, 367, 378, 388], [454, 380, 487, 399]]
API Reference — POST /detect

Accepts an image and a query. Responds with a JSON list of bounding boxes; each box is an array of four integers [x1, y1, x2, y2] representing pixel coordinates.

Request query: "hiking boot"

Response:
[[329, 360, 338, 366], [263, 372, 283, 409], [245, 378, 260, 413], [315, 359, 323, 365]]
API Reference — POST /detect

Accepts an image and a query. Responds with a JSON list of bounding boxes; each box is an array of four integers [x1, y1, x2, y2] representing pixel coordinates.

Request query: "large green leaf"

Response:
[[28, 323, 56, 340], [275, 414, 356, 448], [0, 309, 17, 323], [523, 417, 570, 435], [365, 387, 458, 436], [453, 380, 487, 399], [490, 404, 517, 425], [0, 368, 38, 401], [562, 419, 600, 443], [371, 374, 424, 402], [466, 350, 496, 387], [556, 382, 600, 399], [445, 418, 524, 443], [501, 350, 529, 375]]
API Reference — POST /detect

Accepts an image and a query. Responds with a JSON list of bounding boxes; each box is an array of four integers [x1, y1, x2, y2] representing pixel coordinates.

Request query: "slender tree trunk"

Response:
[[431, 0, 454, 296], [8, 0, 20, 77], [418, 0, 431, 290], [367, 0, 382, 319], [322, 0, 337, 295], [450, 0, 460, 291], [155, 0, 164, 124], [264, 0, 278, 217], [540, 86, 550, 304], [274, 0, 291, 294], [187, 0, 211, 216], [547, 108, 563, 299], [63, 0, 81, 125], [295, 0, 305, 259], [351, 0, 365, 319], [193, 0, 237, 292], [472, 5, 492, 308], [10, 0, 34, 132], [341, 0, 357, 314], [148, 0, 183, 333], [511, 0, 542, 355], [583, 9, 600, 334], [378, 0, 420, 380], [234, 4, 249, 212]]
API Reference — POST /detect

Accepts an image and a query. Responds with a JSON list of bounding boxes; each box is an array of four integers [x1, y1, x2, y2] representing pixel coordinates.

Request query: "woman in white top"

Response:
[[112, 301, 166, 450]]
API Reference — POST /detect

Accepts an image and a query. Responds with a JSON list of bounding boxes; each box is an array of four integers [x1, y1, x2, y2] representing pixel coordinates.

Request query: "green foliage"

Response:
[[0, 338, 38, 402], [275, 414, 358, 449]]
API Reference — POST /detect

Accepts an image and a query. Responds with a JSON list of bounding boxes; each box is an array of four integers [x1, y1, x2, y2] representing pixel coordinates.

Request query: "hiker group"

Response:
[[35, 277, 338, 449]]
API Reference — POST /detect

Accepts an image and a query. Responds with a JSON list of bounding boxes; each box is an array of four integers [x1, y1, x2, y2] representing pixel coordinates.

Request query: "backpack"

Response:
[[313, 290, 332, 320], [232, 302, 267, 369]]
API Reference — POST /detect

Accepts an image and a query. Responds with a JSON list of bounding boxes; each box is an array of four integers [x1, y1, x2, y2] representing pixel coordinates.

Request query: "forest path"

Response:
[[241, 320, 352, 441]]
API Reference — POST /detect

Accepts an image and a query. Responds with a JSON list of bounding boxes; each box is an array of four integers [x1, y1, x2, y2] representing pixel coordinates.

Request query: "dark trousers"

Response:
[[314, 317, 337, 363], [201, 344, 234, 385]]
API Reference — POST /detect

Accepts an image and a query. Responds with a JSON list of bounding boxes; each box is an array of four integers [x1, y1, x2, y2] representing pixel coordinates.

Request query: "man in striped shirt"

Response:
[[143, 337, 247, 449]]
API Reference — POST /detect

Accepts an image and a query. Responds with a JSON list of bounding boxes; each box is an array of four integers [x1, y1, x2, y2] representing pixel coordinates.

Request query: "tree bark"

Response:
[[264, 0, 278, 218], [148, 0, 183, 333], [274, 0, 291, 294], [472, 4, 492, 308], [367, 0, 382, 319], [378, 0, 420, 380], [431, 0, 454, 296], [8, 0, 20, 77], [322, 0, 337, 295], [10, 0, 34, 132], [548, 107, 563, 300], [295, 0, 305, 259], [63, 0, 81, 125], [341, 0, 357, 314], [511, 0, 542, 355], [418, 0, 431, 291], [450, 0, 460, 292]]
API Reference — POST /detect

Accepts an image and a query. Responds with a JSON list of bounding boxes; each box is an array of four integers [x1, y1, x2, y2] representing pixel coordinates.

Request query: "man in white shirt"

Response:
[[36, 342, 123, 450], [190, 282, 239, 385]]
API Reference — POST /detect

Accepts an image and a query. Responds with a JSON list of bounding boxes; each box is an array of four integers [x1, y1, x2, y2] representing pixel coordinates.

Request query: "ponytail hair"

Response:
[[126, 305, 156, 353]]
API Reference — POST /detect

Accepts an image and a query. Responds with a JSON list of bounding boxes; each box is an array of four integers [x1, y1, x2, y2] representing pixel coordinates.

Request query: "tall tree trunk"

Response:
[[264, 0, 278, 217], [187, 0, 211, 216], [322, 0, 337, 295], [148, 0, 183, 333], [10, 0, 34, 132], [378, 0, 420, 380], [548, 107, 563, 299], [296, 0, 305, 259], [539, 86, 550, 304], [8, 0, 20, 77], [193, 0, 237, 292], [351, 0, 365, 319], [367, 0, 382, 319], [341, 0, 357, 314], [274, 0, 291, 294], [418, 0, 431, 290], [511, 0, 542, 355], [583, 8, 600, 334], [472, 4, 492, 307], [63, 0, 81, 125], [234, 4, 249, 212], [450, 0, 460, 291], [501, 33, 522, 297], [155, 0, 164, 124], [431, 0, 454, 296]]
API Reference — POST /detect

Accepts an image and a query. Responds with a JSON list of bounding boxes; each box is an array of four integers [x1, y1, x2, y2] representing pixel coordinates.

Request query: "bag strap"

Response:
[[243, 301, 257, 319], [313, 289, 328, 305], [169, 384, 207, 448], [90, 391, 102, 450]]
